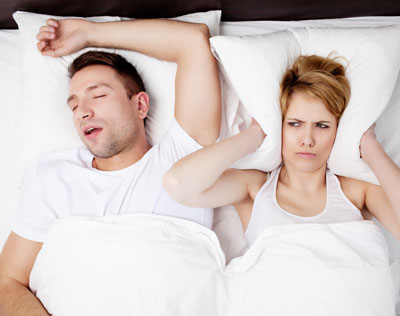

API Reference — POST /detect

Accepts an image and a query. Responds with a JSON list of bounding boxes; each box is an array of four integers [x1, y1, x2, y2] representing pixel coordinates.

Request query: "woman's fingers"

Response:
[[363, 123, 377, 137]]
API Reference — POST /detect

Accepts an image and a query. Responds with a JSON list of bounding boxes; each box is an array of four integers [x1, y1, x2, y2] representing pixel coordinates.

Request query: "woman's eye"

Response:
[[94, 95, 106, 99], [316, 123, 329, 129], [72, 105, 77, 112], [288, 122, 300, 127]]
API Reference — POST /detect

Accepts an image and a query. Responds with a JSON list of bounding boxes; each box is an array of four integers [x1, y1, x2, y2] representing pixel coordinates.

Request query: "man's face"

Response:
[[68, 65, 141, 158]]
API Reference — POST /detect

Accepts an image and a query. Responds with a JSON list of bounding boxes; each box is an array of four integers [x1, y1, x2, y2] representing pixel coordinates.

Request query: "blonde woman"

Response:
[[163, 55, 400, 244]]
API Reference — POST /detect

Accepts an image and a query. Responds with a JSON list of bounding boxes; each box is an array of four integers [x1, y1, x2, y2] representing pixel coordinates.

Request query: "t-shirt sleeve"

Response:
[[10, 159, 55, 242], [157, 118, 204, 164]]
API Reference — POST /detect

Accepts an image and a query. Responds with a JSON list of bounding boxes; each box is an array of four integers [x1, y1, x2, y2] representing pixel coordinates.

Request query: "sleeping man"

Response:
[[0, 18, 221, 315]]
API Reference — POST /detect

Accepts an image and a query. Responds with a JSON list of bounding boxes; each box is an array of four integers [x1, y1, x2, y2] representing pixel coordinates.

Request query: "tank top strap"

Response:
[[325, 168, 347, 201], [244, 166, 281, 244], [254, 166, 281, 201], [325, 168, 362, 215]]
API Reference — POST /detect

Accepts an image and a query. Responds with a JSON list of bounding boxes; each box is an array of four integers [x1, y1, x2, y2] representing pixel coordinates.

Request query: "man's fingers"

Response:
[[41, 49, 57, 57], [36, 41, 47, 52], [41, 47, 64, 58], [46, 18, 58, 27], [39, 25, 55, 33], [36, 31, 56, 42]]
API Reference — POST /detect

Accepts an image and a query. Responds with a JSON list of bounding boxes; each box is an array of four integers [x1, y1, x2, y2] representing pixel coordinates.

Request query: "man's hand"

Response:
[[37, 18, 91, 57]]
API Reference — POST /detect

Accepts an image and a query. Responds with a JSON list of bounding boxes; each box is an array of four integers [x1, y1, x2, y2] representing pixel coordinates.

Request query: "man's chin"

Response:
[[86, 146, 115, 159]]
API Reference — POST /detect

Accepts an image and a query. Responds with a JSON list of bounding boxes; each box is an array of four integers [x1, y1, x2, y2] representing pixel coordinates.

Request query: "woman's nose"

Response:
[[301, 127, 314, 147]]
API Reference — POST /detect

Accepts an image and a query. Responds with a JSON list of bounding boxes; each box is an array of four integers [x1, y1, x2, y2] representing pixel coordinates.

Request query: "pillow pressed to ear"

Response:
[[211, 25, 400, 184], [12, 10, 221, 187]]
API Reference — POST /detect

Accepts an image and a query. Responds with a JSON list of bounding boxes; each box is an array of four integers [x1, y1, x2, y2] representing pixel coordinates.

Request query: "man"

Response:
[[0, 18, 221, 315]]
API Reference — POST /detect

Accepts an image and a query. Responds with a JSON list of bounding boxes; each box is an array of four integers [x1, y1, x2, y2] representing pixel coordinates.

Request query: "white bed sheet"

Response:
[[30, 214, 396, 316]]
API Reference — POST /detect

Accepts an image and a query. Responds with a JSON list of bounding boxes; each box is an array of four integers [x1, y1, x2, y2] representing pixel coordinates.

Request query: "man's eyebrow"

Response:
[[67, 83, 112, 104], [67, 94, 76, 104]]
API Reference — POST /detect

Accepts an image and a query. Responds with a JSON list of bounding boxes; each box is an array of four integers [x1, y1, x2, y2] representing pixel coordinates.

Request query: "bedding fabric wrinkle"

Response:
[[30, 214, 395, 316]]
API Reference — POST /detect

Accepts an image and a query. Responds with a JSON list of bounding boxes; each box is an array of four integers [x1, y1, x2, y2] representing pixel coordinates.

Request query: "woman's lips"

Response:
[[296, 152, 316, 158]]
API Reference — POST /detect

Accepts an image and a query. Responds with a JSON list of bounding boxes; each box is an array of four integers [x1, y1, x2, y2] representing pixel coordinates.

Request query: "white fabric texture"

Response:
[[245, 167, 363, 245], [12, 10, 221, 190], [211, 25, 400, 184], [11, 119, 213, 242], [30, 214, 395, 316], [0, 30, 21, 246], [220, 16, 400, 36]]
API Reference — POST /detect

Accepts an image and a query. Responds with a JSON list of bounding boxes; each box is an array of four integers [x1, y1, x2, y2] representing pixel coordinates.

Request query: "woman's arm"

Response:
[[360, 124, 400, 239], [163, 120, 266, 208]]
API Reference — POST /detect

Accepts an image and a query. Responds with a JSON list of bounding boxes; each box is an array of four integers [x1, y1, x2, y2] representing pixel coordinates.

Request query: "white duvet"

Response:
[[30, 214, 396, 316]]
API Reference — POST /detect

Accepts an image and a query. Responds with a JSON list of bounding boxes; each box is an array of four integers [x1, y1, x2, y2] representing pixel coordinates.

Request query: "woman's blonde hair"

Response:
[[279, 54, 350, 122]]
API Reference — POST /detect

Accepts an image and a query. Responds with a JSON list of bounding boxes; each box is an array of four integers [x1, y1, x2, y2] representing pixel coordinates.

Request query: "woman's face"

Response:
[[282, 91, 337, 173]]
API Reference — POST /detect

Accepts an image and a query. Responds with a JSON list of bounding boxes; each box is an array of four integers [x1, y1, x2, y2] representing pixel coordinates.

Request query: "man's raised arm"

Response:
[[37, 18, 221, 145]]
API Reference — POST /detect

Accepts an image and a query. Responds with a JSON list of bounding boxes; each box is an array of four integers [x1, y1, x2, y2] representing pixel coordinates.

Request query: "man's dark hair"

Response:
[[68, 51, 146, 98]]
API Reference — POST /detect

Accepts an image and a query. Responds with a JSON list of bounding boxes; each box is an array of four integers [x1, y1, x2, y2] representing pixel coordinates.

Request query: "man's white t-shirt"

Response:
[[11, 119, 213, 242]]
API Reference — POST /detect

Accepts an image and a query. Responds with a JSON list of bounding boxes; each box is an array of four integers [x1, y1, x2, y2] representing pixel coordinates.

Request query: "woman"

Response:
[[163, 55, 400, 245]]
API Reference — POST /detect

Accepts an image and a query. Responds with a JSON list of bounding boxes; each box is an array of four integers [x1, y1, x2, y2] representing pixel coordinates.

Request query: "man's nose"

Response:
[[77, 100, 94, 121]]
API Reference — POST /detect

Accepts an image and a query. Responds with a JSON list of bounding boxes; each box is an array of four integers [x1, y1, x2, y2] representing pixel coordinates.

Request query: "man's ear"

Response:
[[132, 91, 150, 119]]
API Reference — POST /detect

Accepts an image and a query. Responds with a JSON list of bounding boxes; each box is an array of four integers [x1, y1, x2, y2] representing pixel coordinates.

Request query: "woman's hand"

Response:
[[249, 118, 267, 146], [358, 122, 400, 240], [359, 123, 381, 162], [36, 18, 92, 57]]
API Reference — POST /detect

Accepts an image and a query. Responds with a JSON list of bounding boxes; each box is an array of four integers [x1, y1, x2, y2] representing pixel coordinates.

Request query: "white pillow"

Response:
[[211, 25, 400, 184], [30, 214, 394, 316], [12, 10, 221, 186]]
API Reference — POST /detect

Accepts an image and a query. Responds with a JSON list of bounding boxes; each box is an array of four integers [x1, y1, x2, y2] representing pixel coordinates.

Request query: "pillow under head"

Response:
[[12, 10, 221, 187]]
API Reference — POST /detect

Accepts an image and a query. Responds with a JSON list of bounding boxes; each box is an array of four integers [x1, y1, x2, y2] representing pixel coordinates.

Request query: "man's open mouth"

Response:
[[85, 127, 96, 135], [83, 127, 103, 139]]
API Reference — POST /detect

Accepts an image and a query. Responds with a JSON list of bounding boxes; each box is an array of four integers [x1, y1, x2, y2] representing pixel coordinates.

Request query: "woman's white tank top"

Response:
[[245, 166, 363, 245]]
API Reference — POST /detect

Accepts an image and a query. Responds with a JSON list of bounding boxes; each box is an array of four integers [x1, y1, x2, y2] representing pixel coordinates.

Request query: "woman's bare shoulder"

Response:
[[337, 175, 369, 189], [336, 175, 369, 210]]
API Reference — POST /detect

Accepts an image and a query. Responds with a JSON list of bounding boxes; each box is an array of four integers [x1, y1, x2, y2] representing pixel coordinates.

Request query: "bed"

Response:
[[1, 1, 400, 315]]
